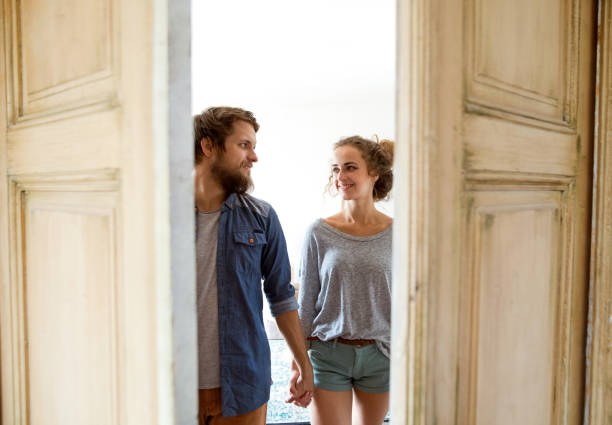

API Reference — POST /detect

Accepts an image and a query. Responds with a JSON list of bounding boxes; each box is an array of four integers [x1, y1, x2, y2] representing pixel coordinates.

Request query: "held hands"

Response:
[[285, 360, 314, 408]]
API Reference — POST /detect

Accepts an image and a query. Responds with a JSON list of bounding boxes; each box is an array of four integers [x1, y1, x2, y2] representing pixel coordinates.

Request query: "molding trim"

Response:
[[392, 0, 432, 424], [586, 0, 612, 423]]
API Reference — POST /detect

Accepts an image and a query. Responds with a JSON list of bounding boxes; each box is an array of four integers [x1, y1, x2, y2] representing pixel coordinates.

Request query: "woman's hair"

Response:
[[327, 135, 395, 201], [193, 106, 259, 163]]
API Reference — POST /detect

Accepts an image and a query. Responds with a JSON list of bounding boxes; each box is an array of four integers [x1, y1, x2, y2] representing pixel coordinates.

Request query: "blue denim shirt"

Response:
[[197, 193, 298, 416]]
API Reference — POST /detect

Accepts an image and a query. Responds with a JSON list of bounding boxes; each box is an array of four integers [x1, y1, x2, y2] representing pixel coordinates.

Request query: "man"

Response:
[[193, 106, 313, 424]]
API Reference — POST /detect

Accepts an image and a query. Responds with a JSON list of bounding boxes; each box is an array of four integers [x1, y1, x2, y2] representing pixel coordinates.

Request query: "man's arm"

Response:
[[258, 206, 313, 405], [275, 309, 314, 407]]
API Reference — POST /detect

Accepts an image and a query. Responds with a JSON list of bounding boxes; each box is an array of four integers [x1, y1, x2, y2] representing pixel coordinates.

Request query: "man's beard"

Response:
[[210, 158, 254, 195]]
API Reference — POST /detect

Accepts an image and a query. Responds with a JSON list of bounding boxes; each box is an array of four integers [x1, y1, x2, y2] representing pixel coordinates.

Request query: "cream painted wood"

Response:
[[7, 108, 121, 175], [0, 2, 12, 422], [0, 0, 195, 424], [5, 0, 118, 123], [586, 0, 612, 423], [393, 1, 596, 425], [463, 115, 578, 176], [459, 190, 571, 425], [23, 189, 119, 425]]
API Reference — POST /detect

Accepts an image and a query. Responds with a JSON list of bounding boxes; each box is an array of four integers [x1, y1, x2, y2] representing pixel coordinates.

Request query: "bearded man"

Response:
[[193, 107, 313, 425]]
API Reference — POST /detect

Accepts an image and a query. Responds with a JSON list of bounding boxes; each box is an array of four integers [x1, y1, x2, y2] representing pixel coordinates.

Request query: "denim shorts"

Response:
[[307, 340, 390, 393]]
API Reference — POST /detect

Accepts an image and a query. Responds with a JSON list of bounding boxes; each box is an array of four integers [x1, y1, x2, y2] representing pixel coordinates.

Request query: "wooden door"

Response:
[[392, 0, 596, 424], [0, 1, 195, 424]]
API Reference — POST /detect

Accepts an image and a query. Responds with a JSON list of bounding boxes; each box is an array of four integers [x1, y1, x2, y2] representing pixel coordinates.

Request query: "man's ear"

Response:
[[200, 137, 214, 158]]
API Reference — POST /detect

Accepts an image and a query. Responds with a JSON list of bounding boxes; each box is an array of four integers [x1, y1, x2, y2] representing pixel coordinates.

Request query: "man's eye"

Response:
[[332, 168, 340, 174]]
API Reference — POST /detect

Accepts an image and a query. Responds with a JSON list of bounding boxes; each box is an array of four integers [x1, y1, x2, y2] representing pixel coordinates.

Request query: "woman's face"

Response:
[[331, 145, 378, 202]]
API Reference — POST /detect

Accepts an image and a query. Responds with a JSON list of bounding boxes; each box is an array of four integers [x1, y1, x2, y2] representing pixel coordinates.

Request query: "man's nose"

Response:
[[249, 149, 258, 162]]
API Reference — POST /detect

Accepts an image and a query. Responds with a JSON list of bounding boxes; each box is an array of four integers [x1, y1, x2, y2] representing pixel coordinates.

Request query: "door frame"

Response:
[[154, 0, 197, 424], [585, 0, 612, 423]]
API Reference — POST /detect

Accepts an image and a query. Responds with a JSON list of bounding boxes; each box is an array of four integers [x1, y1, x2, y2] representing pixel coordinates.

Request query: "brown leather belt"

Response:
[[307, 336, 375, 347]]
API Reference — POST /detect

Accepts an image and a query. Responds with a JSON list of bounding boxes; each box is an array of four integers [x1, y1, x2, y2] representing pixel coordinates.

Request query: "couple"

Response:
[[194, 106, 393, 425]]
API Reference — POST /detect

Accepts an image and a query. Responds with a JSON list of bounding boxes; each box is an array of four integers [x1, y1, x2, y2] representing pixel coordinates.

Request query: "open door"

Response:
[[392, 0, 596, 424], [0, 1, 195, 424]]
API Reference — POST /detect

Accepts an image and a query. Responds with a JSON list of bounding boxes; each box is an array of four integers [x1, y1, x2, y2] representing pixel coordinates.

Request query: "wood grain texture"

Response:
[[0, 1, 16, 423], [23, 0, 111, 94], [463, 114, 578, 176], [4, 173, 120, 425], [394, 0, 596, 425], [24, 190, 119, 425], [393, 0, 465, 424], [465, 0, 579, 126], [458, 190, 573, 425], [7, 107, 121, 175], [4, 0, 118, 125], [392, 0, 435, 424]]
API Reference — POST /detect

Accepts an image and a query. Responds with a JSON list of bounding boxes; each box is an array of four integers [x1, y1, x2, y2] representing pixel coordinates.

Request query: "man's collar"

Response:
[[222, 192, 240, 210]]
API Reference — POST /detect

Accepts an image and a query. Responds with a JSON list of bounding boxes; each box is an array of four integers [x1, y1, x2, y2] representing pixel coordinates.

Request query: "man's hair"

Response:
[[193, 106, 260, 163]]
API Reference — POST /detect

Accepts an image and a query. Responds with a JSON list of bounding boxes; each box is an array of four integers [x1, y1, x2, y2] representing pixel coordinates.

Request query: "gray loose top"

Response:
[[297, 219, 392, 358]]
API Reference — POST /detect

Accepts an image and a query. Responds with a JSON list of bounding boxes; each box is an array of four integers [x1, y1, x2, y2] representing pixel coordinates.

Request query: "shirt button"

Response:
[[249, 238, 254, 243]]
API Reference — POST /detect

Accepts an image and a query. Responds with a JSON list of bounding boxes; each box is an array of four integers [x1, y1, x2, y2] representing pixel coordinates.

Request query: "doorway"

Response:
[[192, 1, 396, 423]]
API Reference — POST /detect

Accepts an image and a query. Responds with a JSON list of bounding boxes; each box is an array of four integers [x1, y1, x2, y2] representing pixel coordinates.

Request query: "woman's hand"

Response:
[[285, 359, 314, 408]]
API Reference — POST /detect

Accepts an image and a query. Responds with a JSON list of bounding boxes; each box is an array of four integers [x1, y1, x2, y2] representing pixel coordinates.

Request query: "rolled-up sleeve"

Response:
[[261, 207, 298, 316]]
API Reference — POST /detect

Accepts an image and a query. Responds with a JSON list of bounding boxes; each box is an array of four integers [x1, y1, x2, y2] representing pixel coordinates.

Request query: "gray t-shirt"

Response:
[[197, 210, 221, 389], [297, 219, 392, 357]]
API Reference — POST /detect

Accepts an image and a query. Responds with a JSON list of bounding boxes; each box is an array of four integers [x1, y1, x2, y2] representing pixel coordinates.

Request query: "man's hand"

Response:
[[285, 360, 314, 408], [274, 310, 315, 408]]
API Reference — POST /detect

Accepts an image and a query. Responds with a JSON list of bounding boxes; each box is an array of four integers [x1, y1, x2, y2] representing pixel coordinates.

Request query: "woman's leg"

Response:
[[310, 387, 352, 425], [352, 388, 389, 425]]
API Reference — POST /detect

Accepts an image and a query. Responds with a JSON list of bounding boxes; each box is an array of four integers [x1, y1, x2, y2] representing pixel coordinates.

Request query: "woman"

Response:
[[292, 135, 393, 425]]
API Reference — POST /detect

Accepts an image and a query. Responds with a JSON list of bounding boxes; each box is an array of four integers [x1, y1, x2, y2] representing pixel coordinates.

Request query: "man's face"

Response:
[[210, 120, 258, 194]]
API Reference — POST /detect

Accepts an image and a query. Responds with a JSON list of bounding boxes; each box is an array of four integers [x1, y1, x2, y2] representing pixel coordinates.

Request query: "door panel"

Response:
[[393, 0, 595, 423], [466, 0, 576, 124], [24, 189, 119, 425], [14, 0, 117, 119], [460, 190, 566, 425]]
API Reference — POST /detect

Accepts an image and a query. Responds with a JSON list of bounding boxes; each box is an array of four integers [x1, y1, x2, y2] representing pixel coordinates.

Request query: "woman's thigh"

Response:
[[310, 387, 352, 425], [352, 388, 389, 425]]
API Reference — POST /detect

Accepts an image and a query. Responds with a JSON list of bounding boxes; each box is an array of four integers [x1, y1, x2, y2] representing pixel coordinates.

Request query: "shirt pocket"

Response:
[[232, 230, 267, 273]]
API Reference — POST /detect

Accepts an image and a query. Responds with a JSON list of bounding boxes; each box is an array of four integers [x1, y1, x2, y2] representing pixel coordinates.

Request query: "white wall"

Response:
[[192, 0, 396, 265]]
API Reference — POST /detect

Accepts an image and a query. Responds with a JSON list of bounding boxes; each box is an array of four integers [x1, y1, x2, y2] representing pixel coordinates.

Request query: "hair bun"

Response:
[[378, 139, 395, 164]]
